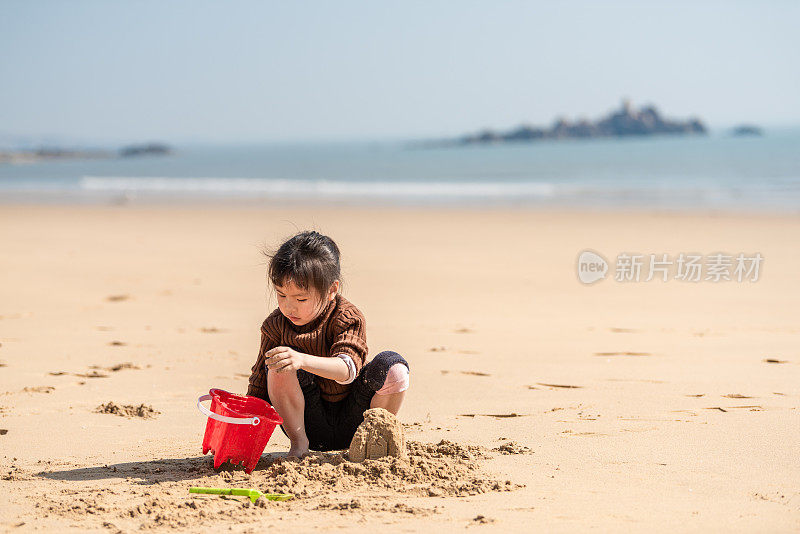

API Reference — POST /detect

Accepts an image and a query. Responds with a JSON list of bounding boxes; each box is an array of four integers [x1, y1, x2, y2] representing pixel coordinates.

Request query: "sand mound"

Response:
[[34, 438, 523, 529], [245, 439, 520, 499], [95, 402, 159, 419], [348, 407, 405, 462]]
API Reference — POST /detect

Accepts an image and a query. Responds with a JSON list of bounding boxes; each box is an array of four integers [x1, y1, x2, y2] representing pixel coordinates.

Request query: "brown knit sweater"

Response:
[[246, 293, 369, 403]]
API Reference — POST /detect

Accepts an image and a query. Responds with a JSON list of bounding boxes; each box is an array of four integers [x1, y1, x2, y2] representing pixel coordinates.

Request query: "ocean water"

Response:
[[1, 131, 799, 211]]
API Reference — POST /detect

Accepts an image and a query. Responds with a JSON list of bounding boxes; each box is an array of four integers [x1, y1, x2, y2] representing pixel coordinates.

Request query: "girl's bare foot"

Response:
[[287, 439, 310, 459]]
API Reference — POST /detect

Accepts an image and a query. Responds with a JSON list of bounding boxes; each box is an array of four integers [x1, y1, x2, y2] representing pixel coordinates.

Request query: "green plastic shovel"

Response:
[[189, 486, 293, 503]]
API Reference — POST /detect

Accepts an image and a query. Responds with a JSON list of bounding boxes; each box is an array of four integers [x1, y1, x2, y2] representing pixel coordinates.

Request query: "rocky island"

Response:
[[419, 100, 707, 147], [119, 142, 172, 157], [0, 141, 173, 165], [730, 124, 763, 136], [0, 147, 113, 164]]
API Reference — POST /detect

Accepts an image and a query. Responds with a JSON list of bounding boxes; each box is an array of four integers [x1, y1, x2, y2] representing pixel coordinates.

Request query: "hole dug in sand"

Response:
[[348, 407, 405, 462]]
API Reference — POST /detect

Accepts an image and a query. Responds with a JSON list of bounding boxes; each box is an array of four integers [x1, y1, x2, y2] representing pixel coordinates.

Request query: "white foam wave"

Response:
[[79, 176, 557, 198]]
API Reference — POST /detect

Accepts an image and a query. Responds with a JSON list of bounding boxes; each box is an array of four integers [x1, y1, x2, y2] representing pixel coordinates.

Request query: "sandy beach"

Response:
[[1, 203, 798, 532]]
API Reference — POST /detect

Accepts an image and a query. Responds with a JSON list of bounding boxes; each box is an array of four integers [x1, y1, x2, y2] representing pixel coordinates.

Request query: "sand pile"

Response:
[[245, 438, 521, 499], [95, 403, 160, 419], [31, 438, 524, 529], [348, 407, 405, 462]]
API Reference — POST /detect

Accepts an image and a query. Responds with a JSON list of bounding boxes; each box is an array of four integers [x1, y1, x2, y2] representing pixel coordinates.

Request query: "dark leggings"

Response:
[[263, 350, 409, 452]]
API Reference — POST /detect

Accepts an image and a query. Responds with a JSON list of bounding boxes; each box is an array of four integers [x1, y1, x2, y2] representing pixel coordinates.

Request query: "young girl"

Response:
[[246, 230, 410, 458]]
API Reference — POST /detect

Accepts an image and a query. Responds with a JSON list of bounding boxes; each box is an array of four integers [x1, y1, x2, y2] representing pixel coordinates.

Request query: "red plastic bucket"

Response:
[[197, 388, 283, 473]]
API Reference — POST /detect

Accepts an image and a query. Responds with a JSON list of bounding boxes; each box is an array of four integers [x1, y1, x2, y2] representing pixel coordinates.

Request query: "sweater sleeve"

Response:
[[329, 309, 368, 377], [246, 319, 280, 400]]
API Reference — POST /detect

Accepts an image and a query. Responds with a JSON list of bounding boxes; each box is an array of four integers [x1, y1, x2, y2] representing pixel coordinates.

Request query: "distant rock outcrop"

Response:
[[428, 100, 707, 147], [0, 147, 112, 164], [1, 141, 174, 165], [119, 143, 172, 157], [730, 124, 763, 136]]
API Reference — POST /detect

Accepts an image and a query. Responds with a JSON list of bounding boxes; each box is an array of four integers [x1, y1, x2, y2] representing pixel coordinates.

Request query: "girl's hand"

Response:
[[265, 346, 306, 374]]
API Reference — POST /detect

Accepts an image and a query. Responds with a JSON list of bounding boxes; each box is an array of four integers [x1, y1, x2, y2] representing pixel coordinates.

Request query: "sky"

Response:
[[1, 1, 798, 145]]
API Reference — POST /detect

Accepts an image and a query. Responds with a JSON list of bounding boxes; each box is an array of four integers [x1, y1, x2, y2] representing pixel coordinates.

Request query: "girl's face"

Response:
[[275, 279, 338, 326]]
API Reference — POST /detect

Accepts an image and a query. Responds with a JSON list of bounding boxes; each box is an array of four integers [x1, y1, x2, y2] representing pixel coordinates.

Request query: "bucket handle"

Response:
[[197, 395, 260, 426]]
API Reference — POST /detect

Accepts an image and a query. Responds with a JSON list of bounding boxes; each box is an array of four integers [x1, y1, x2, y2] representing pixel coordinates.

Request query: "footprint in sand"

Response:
[[753, 492, 793, 505], [454, 327, 474, 334], [108, 341, 127, 346], [200, 327, 226, 333], [536, 383, 583, 389], [492, 441, 533, 454], [23, 386, 55, 394], [609, 327, 641, 333], [706, 405, 765, 412], [91, 363, 141, 372], [106, 295, 130, 302], [428, 346, 447, 352], [73, 370, 109, 378], [723, 393, 754, 399], [763, 358, 788, 364], [460, 371, 490, 377]]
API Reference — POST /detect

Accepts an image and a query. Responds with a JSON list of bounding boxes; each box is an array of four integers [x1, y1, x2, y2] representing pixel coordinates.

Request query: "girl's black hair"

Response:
[[263, 230, 342, 314]]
